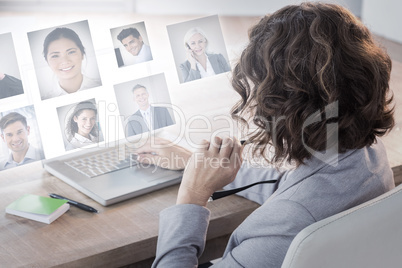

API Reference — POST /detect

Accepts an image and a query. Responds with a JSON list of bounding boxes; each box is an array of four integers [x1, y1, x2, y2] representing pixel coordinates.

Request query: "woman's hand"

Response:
[[177, 137, 243, 207], [135, 137, 192, 170], [185, 47, 197, 70]]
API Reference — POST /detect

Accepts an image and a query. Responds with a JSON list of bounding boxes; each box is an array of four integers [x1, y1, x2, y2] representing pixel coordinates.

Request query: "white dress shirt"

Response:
[[43, 75, 101, 100], [135, 43, 153, 64], [66, 133, 98, 150], [196, 54, 216, 78], [140, 107, 152, 130]]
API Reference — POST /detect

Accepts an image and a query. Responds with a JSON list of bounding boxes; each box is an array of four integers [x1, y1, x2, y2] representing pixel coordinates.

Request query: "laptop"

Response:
[[43, 134, 183, 206], [42, 71, 183, 207]]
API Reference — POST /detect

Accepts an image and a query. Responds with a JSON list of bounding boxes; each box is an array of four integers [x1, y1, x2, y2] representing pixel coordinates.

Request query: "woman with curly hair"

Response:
[[65, 101, 100, 150], [137, 3, 395, 267]]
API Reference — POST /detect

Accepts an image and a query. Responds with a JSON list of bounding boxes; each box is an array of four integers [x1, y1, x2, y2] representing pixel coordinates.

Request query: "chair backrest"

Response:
[[281, 184, 402, 268]]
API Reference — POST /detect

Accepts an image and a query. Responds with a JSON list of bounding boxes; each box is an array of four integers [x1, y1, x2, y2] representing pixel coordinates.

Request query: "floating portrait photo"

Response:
[[113, 73, 175, 138], [110, 21, 153, 68], [56, 98, 104, 151], [27, 20, 102, 101], [167, 15, 231, 84], [0, 32, 24, 100], [0, 105, 45, 171]]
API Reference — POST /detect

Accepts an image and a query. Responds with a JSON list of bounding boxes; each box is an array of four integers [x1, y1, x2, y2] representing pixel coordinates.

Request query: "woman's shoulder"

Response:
[[66, 137, 80, 150], [89, 134, 99, 143], [207, 53, 229, 68], [179, 60, 191, 69], [207, 52, 225, 59], [275, 139, 394, 221], [206, 53, 219, 58]]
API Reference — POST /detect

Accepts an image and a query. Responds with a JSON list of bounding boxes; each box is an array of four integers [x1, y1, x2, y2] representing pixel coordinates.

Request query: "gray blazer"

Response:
[[179, 53, 231, 83], [125, 106, 174, 137], [0, 74, 24, 99], [152, 139, 394, 267]]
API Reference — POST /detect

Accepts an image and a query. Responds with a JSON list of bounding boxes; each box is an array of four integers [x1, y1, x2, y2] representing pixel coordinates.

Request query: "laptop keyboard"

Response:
[[64, 147, 138, 178]]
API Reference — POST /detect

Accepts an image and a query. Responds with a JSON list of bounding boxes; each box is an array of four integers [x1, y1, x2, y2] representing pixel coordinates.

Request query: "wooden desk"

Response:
[[0, 161, 259, 267]]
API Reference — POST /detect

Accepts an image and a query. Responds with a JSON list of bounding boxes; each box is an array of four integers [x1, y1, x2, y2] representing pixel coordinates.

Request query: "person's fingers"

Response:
[[197, 139, 210, 153], [219, 137, 234, 158], [135, 143, 154, 154], [136, 138, 169, 154], [210, 136, 223, 155], [153, 137, 171, 146], [230, 137, 243, 168], [136, 137, 172, 153], [136, 153, 160, 165]]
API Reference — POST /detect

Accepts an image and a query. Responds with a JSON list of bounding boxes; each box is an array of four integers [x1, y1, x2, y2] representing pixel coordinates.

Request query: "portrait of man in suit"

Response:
[[126, 84, 174, 136]]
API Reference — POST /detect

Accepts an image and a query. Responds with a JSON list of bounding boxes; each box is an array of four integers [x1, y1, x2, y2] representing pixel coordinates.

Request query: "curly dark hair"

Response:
[[231, 2, 394, 166]]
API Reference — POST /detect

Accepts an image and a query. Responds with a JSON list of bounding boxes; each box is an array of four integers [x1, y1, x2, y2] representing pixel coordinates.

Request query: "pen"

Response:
[[49, 193, 99, 213]]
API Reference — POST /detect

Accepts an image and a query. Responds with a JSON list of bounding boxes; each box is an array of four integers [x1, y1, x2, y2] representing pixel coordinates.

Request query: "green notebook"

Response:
[[6, 194, 70, 224]]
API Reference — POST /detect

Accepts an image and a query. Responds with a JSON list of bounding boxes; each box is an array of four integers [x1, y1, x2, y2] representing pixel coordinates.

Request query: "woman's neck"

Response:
[[194, 53, 207, 69], [59, 73, 84, 94]]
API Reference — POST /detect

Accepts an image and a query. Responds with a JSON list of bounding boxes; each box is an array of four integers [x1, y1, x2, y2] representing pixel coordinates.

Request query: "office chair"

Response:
[[281, 183, 402, 268]]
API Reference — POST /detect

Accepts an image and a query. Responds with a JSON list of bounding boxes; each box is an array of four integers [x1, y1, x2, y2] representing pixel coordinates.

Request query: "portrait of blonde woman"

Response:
[[167, 15, 231, 84], [180, 27, 230, 83]]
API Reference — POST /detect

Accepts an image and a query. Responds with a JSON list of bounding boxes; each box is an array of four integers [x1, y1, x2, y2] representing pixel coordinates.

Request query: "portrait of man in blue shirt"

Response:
[[0, 112, 44, 170]]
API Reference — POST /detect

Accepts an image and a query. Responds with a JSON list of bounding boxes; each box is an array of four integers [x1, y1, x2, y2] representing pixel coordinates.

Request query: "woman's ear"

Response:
[[73, 116, 78, 123]]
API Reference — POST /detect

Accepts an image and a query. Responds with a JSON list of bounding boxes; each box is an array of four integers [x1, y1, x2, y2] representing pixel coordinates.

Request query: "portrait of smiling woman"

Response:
[[57, 100, 103, 151], [167, 15, 231, 84], [28, 21, 102, 100], [43, 27, 101, 99], [180, 27, 230, 83]]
